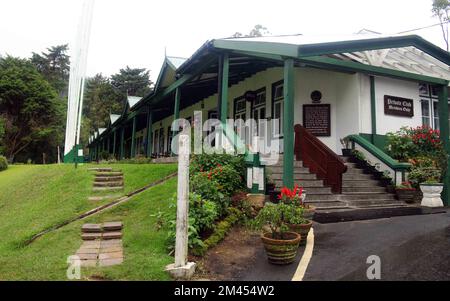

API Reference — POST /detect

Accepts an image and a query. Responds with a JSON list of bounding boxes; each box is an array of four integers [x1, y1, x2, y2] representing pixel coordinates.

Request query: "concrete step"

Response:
[[82, 232, 102, 241], [94, 181, 124, 187], [95, 176, 124, 182], [96, 172, 123, 177], [307, 201, 349, 210], [306, 193, 339, 201], [342, 179, 382, 187], [339, 193, 396, 201], [93, 186, 124, 192], [343, 168, 365, 175], [266, 161, 305, 168], [267, 166, 310, 174], [313, 205, 426, 224], [273, 182, 331, 194], [342, 186, 387, 193], [82, 224, 102, 233], [343, 173, 374, 180], [345, 199, 404, 207], [88, 167, 113, 172], [345, 162, 358, 168], [339, 156, 353, 162], [103, 222, 123, 232], [351, 203, 408, 209], [271, 173, 317, 180], [272, 178, 323, 186], [102, 231, 122, 240]]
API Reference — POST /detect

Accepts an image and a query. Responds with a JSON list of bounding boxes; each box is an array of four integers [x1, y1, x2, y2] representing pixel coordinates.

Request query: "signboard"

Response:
[[384, 95, 414, 118], [303, 104, 331, 137]]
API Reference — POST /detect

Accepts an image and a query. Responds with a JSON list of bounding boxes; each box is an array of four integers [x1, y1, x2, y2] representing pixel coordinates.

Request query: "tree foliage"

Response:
[[31, 45, 70, 97], [432, 0, 450, 51], [232, 24, 270, 38], [110, 66, 153, 97], [0, 56, 64, 162]]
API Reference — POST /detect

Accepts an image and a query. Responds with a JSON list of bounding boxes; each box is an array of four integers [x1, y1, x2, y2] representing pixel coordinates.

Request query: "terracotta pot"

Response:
[[302, 206, 316, 219], [261, 232, 301, 265], [289, 221, 313, 246]]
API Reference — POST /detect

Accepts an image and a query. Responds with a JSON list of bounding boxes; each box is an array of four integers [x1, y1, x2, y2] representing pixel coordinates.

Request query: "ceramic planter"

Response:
[[420, 183, 444, 208], [289, 221, 313, 246], [261, 232, 301, 265], [396, 188, 416, 203], [302, 205, 316, 219]]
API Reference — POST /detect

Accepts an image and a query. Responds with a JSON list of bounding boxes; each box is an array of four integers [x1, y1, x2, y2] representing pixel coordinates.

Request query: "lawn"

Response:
[[0, 163, 177, 280]]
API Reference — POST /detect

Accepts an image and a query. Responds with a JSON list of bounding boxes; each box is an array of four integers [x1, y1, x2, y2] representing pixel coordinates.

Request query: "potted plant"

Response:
[[419, 168, 444, 208], [351, 150, 366, 168], [278, 184, 315, 219], [340, 137, 352, 157], [253, 202, 301, 265], [285, 206, 313, 247], [395, 181, 416, 203]]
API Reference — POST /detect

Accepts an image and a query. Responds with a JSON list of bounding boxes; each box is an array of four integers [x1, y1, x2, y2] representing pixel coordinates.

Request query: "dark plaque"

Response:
[[303, 104, 331, 137], [384, 95, 414, 118]]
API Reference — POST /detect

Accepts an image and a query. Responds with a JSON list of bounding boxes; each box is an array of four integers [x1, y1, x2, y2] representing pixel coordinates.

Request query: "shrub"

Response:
[[0, 156, 8, 171], [190, 173, 229, 216], [190, 153, 246, 178], [204, 164, 245, 196]]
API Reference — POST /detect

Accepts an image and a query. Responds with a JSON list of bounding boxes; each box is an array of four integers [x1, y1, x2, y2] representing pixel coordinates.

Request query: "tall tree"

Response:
[[0, 56, 64, 162], [31, 45, 70, 97], [110, 66, 153, 97], [432, 0, 450, 51]]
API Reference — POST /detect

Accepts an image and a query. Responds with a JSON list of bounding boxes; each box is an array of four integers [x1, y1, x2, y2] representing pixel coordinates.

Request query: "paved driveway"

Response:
[[304, 210, 450, 281]]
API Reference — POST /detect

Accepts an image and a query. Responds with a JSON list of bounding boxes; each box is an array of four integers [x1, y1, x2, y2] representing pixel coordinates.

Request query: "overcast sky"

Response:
[[0, 0, 445, 80]]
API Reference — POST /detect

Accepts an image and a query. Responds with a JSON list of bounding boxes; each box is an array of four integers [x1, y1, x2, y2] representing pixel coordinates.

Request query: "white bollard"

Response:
[[165, 134, 196, 279]]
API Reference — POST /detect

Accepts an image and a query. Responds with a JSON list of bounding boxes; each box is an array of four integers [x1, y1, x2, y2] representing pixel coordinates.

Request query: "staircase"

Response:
[[92, 168, 124, 192], [265, 156, 423, 223]]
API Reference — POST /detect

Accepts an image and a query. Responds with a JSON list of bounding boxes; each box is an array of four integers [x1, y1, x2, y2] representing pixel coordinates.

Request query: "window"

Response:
[[167, 127, 173, 154], [419, 83, 450, 130], [272, 82, 284, 137]]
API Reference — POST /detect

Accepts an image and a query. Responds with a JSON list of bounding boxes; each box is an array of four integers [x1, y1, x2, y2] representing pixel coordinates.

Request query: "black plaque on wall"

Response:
[[303, 104, 331, 137], [384, 95, 414, 118]]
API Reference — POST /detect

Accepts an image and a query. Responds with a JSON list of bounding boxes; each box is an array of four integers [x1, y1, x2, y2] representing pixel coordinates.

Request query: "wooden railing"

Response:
[[294, 124, 347, 194]]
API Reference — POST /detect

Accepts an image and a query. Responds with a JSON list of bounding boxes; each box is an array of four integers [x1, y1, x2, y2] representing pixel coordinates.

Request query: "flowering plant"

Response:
[[278, 184, 305, 207], [396, 181, 415, 190]]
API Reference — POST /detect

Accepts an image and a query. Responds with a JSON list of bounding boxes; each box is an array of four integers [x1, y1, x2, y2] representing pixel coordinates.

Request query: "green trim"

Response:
[[348, 135, 411, 171], [370, 76, 377, 143], [438, 85, 450, 206], [120, 127, 125, 160], [299, 56, 449, 85], [219, 53, 230, 123], [173, 87, 181, 126], [213, 39, 298, 58], [283, 59, 295, 189]]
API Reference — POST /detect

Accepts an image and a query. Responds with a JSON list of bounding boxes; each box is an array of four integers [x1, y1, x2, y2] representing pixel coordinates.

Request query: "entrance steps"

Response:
[[91, 169, 124, 192], [265, 155, 420, 222]]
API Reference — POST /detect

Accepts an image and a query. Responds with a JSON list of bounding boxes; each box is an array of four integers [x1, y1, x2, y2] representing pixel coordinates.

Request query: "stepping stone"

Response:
[[102, 222, 123, 232], [80, 260, 98, 267], [82, 224, 102, 233], [76, 247, 99, 255], [81, 241, 101, 248], [82, 233, 102, 241], [102, 232, 122, 240], [101, 239, 122, 248], [77, 253, 98, 260], [99, 258, 123, 267], [88, 168, 113, 172], [93, 186, 124, 192], [99, 252, 123, 260], [100, 246, 122, 253]]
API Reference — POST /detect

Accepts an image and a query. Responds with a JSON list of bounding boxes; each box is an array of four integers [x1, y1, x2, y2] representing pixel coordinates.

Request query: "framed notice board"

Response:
[[303, 104, 331, 137]]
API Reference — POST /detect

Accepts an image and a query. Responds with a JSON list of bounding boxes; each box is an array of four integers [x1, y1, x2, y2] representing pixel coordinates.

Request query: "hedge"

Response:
[[0, 156, 8, 171]]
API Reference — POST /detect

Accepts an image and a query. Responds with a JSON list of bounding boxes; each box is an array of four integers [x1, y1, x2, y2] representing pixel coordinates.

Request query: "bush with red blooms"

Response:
[[278, 184, 305, 207]]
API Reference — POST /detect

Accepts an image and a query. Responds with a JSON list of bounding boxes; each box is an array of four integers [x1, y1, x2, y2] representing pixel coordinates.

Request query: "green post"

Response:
[[438, 84, 450, 206], [146, 107, 153, 158], [131, 116, 137, 158], [120, 127, 125, 160], [370, 76, 377, 144], [219, 53, 229, 123], [113, 130, 117, 158], [283, 58, 295, 189], [107, 136, 110, 154]]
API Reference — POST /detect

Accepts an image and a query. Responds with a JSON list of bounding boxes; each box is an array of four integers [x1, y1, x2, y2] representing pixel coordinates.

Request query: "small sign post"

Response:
[[165, 134, 196, 279]]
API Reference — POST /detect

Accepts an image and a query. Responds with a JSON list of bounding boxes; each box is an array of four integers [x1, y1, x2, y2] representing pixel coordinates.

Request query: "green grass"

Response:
[[0, 163, 177, 280]]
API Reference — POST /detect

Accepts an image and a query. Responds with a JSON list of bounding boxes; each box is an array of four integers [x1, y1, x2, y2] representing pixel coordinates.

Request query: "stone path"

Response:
[[74, 222, 124, 267]]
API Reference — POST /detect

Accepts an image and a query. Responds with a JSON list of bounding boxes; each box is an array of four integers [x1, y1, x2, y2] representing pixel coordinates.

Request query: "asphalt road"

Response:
[[303, 210, 450, 281]]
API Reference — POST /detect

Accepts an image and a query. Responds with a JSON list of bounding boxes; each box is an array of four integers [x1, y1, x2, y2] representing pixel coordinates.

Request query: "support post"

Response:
[[438, 85, 450, 206], [283, 59, 295, 189], [165, 134, 196, 279], [131, 117, 136, 158], [370, 76, 377, 144], [218, 53, 229, 124], [172, 87, 181, 154], [146, 107, 153, 158], [120, 127, 125, 160], [113, 130, 117, 158]]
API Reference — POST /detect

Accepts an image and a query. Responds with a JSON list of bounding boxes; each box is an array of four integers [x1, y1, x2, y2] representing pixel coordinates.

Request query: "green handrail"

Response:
[[347, 135, 411, 170]]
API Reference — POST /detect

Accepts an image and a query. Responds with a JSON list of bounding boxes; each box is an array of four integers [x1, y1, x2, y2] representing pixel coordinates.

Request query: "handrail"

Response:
[[294, 124, 347, 194], [347, 135, 411, 171]]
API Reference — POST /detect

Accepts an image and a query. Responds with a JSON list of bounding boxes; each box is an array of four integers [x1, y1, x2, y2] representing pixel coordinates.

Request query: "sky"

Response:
[[0, 0, 446, 81]]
